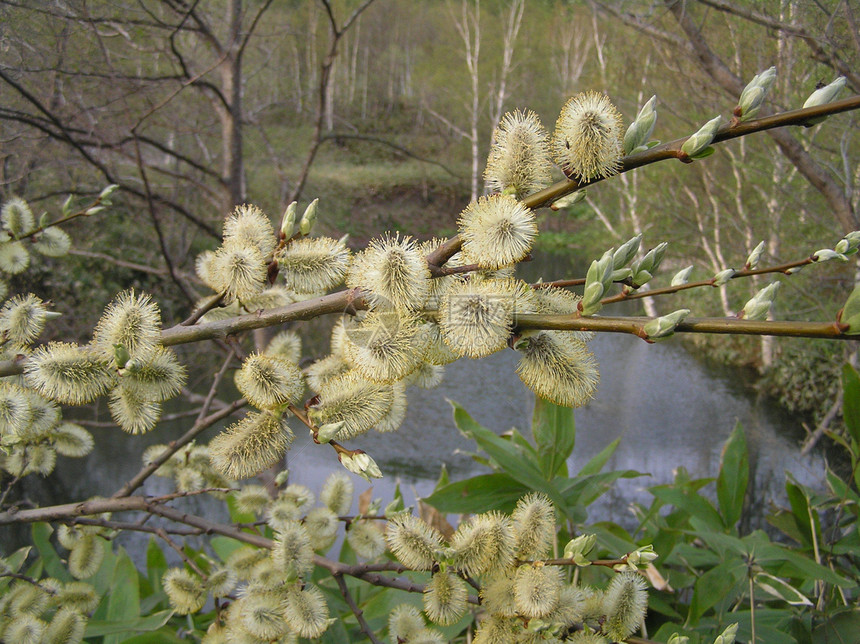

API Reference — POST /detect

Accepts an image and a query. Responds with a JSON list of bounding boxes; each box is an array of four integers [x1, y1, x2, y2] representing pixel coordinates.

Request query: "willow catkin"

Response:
[[451, 512, 515, 578], [514, 563, 563, 618], [209, 411, 294, 480], [388, 604, 425, 642], [343, 310, 429, 384], [0, 294, 48, 344], [33, 226, 72, 257], [92, 290, 161, 362], [283, 583, 330, 638], [233, 484, 271, 515], [306, 370, 394, 440], [24, 342, 115, 405], [423, 569, 468, 626], [601, 571, 648, 642], [43, 606, 86, 644], [347, 519, 386, 560], [265, 330, 302, 364], [234, 353, 304, 410], [120, 346, 186, 402], [276, 236, 351, 294], [347, 233, 430, 312], [222, 204, 276, 257], [271, 520, 314, 580], [458, 195, 537, 270], [484, 109, 552, 198], [386, 514, 443, 571], [1, 196, 35, 236], [515, 330, 599, 408], [511, 492, 556, 560], [551, 91, 624, 182], [162, 568, 206, 615], [108, 385, 161, 435], [68, 534, 104, 580], [320, 470, 354, 515]]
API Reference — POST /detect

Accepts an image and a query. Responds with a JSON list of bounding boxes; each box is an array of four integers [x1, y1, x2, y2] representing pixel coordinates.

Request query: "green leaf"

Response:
[[690, 145, 716, 159], [121, 630, 186, 644], [559, 470, 645, 509], [31, 522, 71, 582], [532, 396, 575, 478], [84, 610, 175, 638], [146, 537, 168, 595], [423, 472, 529, 514], [754, 572, 813, 606], [839, 284, 860, 335], [842, 364, 860, 446], [785, 480, 817, 548], [649, 486, 725, 532], [578, 438, 620, 476], [716, 423, 748, 530], [211, 536, 246, 563], [104, 548, 141, 644], [449, 401, 566, 509], [688, 560, 745, 624], [812, 608, 860, 644]]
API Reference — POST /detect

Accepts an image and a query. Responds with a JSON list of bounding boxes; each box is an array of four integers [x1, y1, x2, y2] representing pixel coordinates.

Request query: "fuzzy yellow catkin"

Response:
[[458, 194, 538, 270], [512, 492, 556, 560], [320, 470, 354, 515], [481, 571, 519, 618], [347, 232, 430, 312], [405, 361, 445, 389], [0, 240, 30, 274], [304, 507, 339, 551], [451, 512, 515, 577], [386, 514, 443, 571], [44, 606, 86, 644], [234, 353, 305, 410], [514, 563, 563, 618], [33, 226, 72, 257], [533, 285, 595, 342], [551, 90, 624, 182], [108, 385, 161, 435], [516, 330, 599, 408], [162, 568, 206, 615], [212, 239, 267, 302], [24, 342, 115, 405], [7, 580, 49, 615], [0, 294, 48, 344], [20, 392, 59, 439], [276, 236, 351, 294], [546, 584, 587, 628], [206, 567, 237, 598], [233, 484, 271, 515], [484, 109, 552, 198], [305, 354, 349, 392], [347, 519, 387, 560], [120, 346, 186, 402], [423, 569, 468, 626], [307, 370, 395, 440], [375, 382, 407, 433], [472, 615, 518, 644], [209, 410, 294, 480], [1, 196, 35, 236], [0, 382, 30, 435], [601, 571, 648, 642], [388, 604, 425, 642], [271, 520, 314, 579], [343, 310, 429, 384], [92, 290, 161, 362], [440, 277, 523, 359], [265, 330, 302, 364], [223, 204, 276, 257], [283, 583, 331, 638], [4, 613, 46, 644], [55, 581, 99, 613], [68, 534, 104, 580], [239, 590, 289, 640]]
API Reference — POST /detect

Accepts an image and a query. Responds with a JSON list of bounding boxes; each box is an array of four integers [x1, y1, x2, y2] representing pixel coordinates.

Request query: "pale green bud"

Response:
[[338, 233, 350, 245], [550, 190, 587, 210], [563, 533, 596, 566], [803, 77, 847, 109], [623, 95, 658, 154], [631, 269, 653, 287], [341, 451, 383, 482], [44, 311, 63, 321], [712, 268, 736, 285], [366, 498, 382, 516], [737, 67, 776, 121], [643, 308, 690, 340], [713, 623, 738, 644], [274, 469, 290, 487], [281, 201, 297, 237], [741, 282, 780, 320], [681, 116, 722, 157], [383, 497, 405, 517], [62, 194, 74, 216], [813, 249, 848, 263], [613, 234, 642, 269], [671, 265, 694, 286], [99, 184, 119, 200], [611, 267, 633, 282], [580, 281, 605, 316], [618, 544, 658, 571], [835, 231, 860, 255], [668, 634, 690, 644], [299, 198, 319, 236], [38, 212, 50, 229], [84, 206, 105, 216], [113, 344, 130, 368], [316, 421, 345, 444], [745, 241, 765, 269]]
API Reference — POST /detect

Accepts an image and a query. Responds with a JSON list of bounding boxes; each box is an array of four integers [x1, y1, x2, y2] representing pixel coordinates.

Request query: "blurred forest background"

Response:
[[1, 0, 858, 427]]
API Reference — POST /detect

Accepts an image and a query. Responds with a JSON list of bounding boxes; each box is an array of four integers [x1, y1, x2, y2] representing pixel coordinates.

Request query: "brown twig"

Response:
[[333, 573, 384, 644]]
